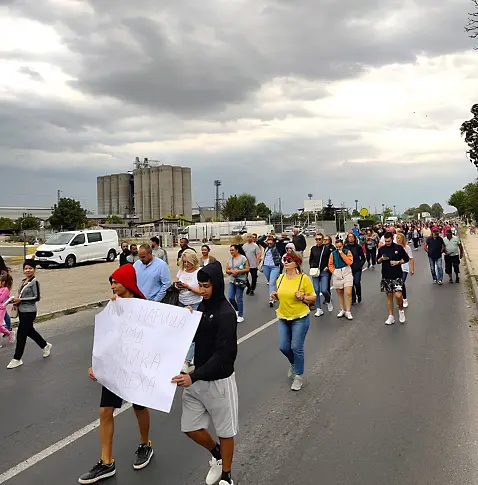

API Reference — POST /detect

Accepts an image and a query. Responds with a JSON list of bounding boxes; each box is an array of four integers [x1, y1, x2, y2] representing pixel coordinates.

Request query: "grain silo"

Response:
[[133, 169, 143, 221], [118, 173, 132, 217], [181, 167, 192, 221], [110, 174, 119, 215], [141, 168, 152, 221], [103, 176, 112, 216], [150, 166, 161, 220], [97, 176, 105, 215], [159, 165, 173, 217], [172, 166, 183, 217]]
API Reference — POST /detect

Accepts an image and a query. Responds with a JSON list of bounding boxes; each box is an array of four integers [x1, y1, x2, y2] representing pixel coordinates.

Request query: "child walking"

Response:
[[0, 274, 16, 346]]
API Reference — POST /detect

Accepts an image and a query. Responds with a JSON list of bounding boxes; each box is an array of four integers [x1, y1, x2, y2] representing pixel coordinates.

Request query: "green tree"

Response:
[[322, 199, 336, 221], [0, 218, 14, 230], [49, 198, 87, 231], [461, 104, 478, 168], [352, 209, 360, 217], [448, 190, 468, 218], [418, 203, 432, 214], [383, 207, 393, 218], [16, 216, 40, 230], [106, 215, 124, 224], [255, 202, 271, 220], [222, 193, 257, 220], [404, 207, 419, 218], [430, 202, 444, 219], [466, 1, 478, 50]]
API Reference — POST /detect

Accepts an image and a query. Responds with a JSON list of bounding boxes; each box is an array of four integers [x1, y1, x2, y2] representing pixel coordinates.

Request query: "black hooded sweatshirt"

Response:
[[190, 262, 238, 383]]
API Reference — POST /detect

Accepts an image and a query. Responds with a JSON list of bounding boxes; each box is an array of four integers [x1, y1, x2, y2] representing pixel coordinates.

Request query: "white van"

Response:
[[35, 230, 119, 268]]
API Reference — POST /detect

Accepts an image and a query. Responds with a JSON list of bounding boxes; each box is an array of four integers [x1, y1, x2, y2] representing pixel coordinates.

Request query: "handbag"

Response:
[[309, 268, 320, 277], [162, 285, 180, 306], [230, 256, 248, 288], [8, 304, 18, 319]]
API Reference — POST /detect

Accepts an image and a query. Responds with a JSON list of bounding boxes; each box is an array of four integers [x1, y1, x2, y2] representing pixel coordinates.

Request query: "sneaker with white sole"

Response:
[[206, 457, 223, 485], [345, 311, 353, 320], [327, 301, 334, 312], [78, 460, 116, 484], [385, 315, 395, 326], [133, 441, 154, 470], [219, 481, 234, 485], [399, 310, 406, 323], [7, 359, 23, 369], [337, 310, 345, 318], [42, 342, 52, 358], [291, 374, 303, 391], [315, 308, 324, 317], [403, 299, 409, 308], [237, 316, 244, 323], [287, 364, 296, 378]]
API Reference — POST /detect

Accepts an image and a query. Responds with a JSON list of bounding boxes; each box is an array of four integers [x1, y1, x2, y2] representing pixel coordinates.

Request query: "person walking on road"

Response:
[[396, 233, 414, 308], [171, 262, 238, 485], [126, 244, 139, 264], [133, 244, 171, 302], [7, 260, 51, 369], [424, 229, 445, 285], [411, 226, 421, 251], [345, 233, 366, 305], [292, 228, 307, 258], [309, 233, 333, 317], [199, 244, 217, 268], [365, 228, 379, 269], [242, 234, 261, 296], [443, 229, 463, 283], [79, 264, 153, 484], [0, 254, 12, 331], [271, 251, 316, 391], [150, 236, 168, 264], [328, 239, 354, 320], [226, 245, 250, 323], [377, 232, 410, 325], [0, 274, 15, 345], [119, 241, 131, 266], [258, 235, 282, 307]]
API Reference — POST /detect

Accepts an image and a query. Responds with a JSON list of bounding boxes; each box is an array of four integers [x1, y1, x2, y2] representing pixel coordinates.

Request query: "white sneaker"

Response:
[[237, 316, 244, 323], [399, 310, 406, 323], [206, 457, 223, 485], [291, 374, 303, 391], [327, 302, 334, 312], [43, 342, 52, 358], [337, 310, 345, 318], [403, 299, 409, 308], [287, 364, 296, 378], [385, 315, 395, 326], [345, 311, 353, 320], [315, 308, 324, 317], [7, 359, 23, 369], [219, 481, 234, 485]]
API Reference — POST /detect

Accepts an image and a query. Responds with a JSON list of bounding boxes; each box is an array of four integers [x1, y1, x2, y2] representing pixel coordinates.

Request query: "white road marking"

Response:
[[0, 317, 279, 484]]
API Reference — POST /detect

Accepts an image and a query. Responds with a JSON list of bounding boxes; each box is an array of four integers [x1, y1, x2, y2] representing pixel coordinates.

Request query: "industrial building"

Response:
[[97, 158, 192, 223]]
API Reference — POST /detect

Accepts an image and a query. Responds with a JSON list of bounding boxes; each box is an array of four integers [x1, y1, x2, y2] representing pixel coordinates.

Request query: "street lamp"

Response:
[[382, 203, 385, 222], [393, 205, 396, 216], [355, 199, 358, 212]]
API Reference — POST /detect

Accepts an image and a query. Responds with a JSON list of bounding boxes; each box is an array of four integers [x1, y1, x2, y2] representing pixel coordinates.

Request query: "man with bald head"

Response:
[[133, 244, 171, 302]]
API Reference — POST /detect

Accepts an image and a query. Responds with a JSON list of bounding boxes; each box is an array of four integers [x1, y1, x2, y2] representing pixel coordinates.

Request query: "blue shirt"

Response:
[[352, 227, 360, 237], [134, 258, 171, 302], [263, 248, 275, 267]]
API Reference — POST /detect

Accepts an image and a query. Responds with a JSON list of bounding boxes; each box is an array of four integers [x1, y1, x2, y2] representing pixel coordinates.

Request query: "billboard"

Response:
[[304, 199, 324, 212]]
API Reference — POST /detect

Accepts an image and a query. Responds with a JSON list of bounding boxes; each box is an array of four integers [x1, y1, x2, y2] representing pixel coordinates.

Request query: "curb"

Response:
[[462, 241, 478, 310]]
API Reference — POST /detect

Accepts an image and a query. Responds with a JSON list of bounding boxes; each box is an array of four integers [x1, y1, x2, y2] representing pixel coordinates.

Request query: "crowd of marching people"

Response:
[[0, 219, 464, 485]]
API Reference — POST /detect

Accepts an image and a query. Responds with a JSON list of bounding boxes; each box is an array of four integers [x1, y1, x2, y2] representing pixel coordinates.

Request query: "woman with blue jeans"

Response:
[[0, 255, 12, 330], [226, 245, 250, 323], [258, 235, 282, 307], [175, 249, 203, 374], [309, 233, 333, 317], [271, 250, 316, 391]]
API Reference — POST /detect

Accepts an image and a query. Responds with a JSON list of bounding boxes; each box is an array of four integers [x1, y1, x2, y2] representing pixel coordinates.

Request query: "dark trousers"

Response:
[[246, 268, 258, 292], [444, 255, 460, 276], [351, 270, 362, 303], [14, 311, 47, 360], [365, 247, 377, 266], [412, 238, 419, 249], [402, 271, 408, 299]]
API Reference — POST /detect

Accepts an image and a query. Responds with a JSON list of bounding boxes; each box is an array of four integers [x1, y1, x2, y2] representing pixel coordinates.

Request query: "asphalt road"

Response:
[[1, 248, 478, 485]]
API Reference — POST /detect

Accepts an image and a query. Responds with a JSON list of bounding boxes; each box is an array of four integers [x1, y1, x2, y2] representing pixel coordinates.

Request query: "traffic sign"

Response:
[[359, 207, 369, 217]]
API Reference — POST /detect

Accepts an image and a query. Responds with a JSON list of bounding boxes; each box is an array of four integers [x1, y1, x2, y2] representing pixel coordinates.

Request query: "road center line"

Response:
[[0, 316, 279, 484]]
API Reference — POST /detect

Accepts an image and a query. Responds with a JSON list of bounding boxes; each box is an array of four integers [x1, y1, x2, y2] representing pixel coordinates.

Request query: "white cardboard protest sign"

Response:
[[92, 298, 201, 413]]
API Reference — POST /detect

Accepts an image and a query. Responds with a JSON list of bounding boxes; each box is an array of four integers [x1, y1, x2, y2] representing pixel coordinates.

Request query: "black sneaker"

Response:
[[246, 288, 251, 295], [456, 276, 460, 283], [250, 290, 255, 296], [78, 460, 116, 484], [133, 441, 154, 470], [358, 296, 362, 303]]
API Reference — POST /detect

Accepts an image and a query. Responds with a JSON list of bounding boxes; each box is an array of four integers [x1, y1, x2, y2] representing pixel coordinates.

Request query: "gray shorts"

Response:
[[181, 373, 239, 438]]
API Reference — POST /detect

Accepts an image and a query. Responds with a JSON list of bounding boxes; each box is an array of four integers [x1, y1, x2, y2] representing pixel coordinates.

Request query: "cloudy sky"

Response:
[[1, 0, 477, 215]]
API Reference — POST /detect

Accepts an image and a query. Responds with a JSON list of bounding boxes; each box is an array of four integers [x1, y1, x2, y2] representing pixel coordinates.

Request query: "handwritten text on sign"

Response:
[[92, 298, 201, 413]]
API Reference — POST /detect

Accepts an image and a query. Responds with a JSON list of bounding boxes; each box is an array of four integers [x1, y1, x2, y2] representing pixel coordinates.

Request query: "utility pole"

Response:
[[214, 180, 222, 221], [57, 190, 62, 203], [393, 205, 396, 216], [278, 198, 282, 214], [355, 199, 358, 212], [382, 203, 385, 222]]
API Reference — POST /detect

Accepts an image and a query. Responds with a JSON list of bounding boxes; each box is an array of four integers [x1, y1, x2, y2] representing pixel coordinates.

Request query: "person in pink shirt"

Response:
[[0, 274, 16, 345]]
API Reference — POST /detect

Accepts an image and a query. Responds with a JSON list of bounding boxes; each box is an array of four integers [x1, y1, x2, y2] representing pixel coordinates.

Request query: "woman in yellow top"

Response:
[[271, 250, 316, 391]]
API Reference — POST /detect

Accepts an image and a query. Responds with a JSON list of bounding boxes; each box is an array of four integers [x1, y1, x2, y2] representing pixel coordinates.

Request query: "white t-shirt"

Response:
[[176, 269, 203, 306], [402, 245, 413, 273]]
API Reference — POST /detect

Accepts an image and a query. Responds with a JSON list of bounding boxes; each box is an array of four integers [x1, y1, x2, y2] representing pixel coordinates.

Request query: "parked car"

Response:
[[304, 226, 318, 236], [35, 230, 119, 268]]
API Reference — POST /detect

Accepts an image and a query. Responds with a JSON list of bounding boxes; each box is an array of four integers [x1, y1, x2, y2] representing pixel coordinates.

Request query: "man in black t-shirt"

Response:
[[377, 232, 410, 325], [424, 229, 445, 284]]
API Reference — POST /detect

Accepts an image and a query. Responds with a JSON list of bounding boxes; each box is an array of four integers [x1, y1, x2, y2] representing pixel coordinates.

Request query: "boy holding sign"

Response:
[[172, 262, 239, 485], [79, 264, 154, 484]]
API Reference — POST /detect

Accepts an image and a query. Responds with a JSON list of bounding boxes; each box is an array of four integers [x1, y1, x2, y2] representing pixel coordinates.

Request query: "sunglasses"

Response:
[[315, 238, 323, 241], [284, 258, 296, 264]]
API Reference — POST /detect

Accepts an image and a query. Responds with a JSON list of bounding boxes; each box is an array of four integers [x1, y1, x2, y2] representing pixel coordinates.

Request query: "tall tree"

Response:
[[255, 202, 272, 219], [418, 203, 432, 214], [222, 193, 257, 220], [322, 199, 336, 221], [448, 190, 468, 218], [430, 202, 444, 219], [16, 216, 40, 231], [0, 218, 15, 230], [460, 104, 478, 168], [466, 0, 478, 46], [49, 198, 87, 231], [383, 207, 393, 218]]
